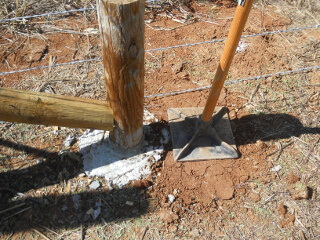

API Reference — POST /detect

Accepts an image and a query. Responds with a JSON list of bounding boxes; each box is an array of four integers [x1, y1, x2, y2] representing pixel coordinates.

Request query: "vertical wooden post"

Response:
[[97, 0, 145, 148]]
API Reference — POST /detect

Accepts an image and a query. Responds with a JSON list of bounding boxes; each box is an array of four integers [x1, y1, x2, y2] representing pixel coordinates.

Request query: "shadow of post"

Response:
[[0, 122, 170, 235], [0, 188, 149, 235], [0, 139, 149, 234]]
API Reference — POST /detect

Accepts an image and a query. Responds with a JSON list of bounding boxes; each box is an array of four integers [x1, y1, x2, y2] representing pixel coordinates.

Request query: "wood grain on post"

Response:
[[0, 87, 114, 130], [97, 0, 145, 148]]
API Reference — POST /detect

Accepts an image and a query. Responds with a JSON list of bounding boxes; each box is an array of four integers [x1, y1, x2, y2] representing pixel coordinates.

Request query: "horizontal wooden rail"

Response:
[[0, 87, 114, 130]]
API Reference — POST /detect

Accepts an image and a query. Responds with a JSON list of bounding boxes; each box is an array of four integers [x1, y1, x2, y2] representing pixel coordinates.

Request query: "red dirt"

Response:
[[1, 1, 318, 238], [149, 141, 276, 209]]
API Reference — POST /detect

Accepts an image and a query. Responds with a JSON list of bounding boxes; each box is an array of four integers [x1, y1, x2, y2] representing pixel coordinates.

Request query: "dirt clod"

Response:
[[278, 203, 295, 228], [88, 180, 100, 190], [279, 213, 295, 228], [159, 209, 179, 224], [278, 203, 288, 216], [248, 192, 261, 202], [287, 174, 300, 184], [131, 179, 152, 189], [291, 182, 310, 200], [168, 224, 178, 232], [191, 228, 200, 237], [256, 140, 267, 149]]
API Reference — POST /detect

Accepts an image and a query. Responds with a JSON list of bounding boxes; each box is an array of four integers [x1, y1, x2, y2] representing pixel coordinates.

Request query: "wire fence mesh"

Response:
[[1, 5, 319, 100]]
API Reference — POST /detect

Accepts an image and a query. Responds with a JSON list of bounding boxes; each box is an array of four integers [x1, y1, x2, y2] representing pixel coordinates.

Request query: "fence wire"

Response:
[[1, 6, 319, 101], [0, 7, 96, 23], [0, 58, 101, 76], [144, 65, 320, 98], [0, 0, 157, 23], [1, 24, 319, 76], [146, 24, 320, 52]]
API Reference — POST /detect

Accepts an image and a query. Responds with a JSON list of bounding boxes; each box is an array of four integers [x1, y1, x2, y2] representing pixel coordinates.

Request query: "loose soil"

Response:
[[0, 0, 319, 239]]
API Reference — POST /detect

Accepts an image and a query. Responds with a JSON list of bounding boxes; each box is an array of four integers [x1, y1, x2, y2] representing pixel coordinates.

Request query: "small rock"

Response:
[[92, 206, 101, 220], [256, 140, 267, 149], [125, 201, 134, 206], [271, 165, 282, 172], [72, 194, 81, 210], [168, 194, 175, 203], [173, 189, 180, 195], [89, 180, 101, 190], [236, 41, 248, 53], [61, 205, 68, 211], [78, 173, 86, 178], [36, 159, 43, 164], [287, 174, 300, 184], [64, 135, 77, 147], [86, 208, 94, 215]]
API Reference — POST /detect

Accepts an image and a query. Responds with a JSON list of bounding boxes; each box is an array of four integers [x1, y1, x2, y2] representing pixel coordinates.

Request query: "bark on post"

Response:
[[97, 0, 145, 148]]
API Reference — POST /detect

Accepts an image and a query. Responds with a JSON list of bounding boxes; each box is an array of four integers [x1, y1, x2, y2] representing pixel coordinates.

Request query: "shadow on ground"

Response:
[[231, 113, 320, 145], [0, 187, 149, 235], [0, 113, 319, 234], [0, 139, 150, 235]]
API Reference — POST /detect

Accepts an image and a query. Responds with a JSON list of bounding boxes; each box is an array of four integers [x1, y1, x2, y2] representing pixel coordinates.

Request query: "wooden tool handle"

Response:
[[201, 0, 254, 122]]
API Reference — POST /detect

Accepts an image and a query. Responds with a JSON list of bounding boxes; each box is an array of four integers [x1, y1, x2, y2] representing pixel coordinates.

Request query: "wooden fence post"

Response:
[[97, 0, 145, 148]]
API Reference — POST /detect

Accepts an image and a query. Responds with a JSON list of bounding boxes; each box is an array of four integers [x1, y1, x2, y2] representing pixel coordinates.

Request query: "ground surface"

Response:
[[0, 0, 320, 239]]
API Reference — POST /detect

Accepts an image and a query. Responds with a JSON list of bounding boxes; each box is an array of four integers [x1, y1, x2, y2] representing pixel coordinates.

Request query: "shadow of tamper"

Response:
[[231, 113, 320, 145]]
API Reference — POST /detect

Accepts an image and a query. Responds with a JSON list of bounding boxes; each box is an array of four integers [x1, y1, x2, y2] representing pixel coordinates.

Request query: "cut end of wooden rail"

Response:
[[0, 87, 114, 130]]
